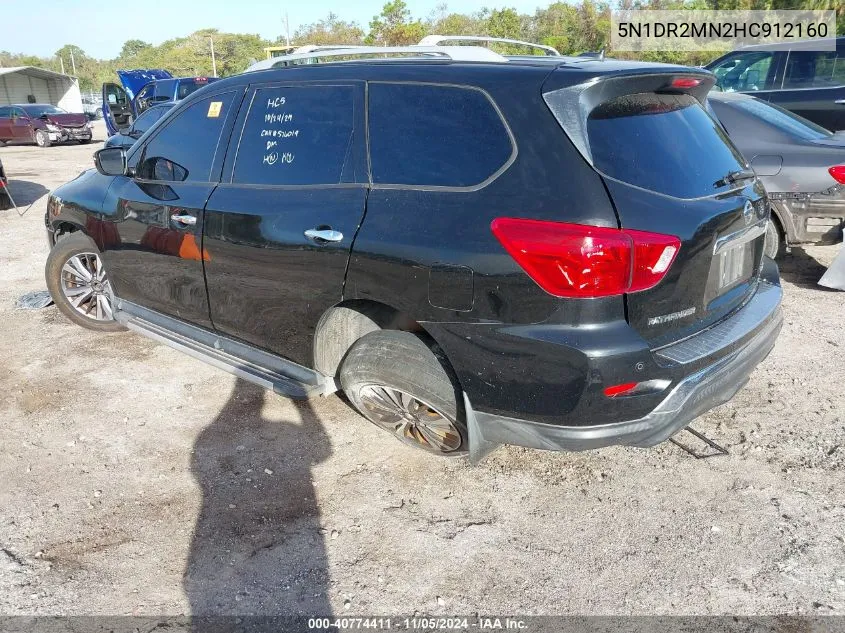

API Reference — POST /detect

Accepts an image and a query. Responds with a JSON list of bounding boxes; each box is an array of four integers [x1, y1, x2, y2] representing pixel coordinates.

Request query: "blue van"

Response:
[[102, 70, 219, 135]]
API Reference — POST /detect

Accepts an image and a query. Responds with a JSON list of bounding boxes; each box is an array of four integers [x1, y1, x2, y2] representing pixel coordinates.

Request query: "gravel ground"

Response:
[[0, 121, 844, 617]]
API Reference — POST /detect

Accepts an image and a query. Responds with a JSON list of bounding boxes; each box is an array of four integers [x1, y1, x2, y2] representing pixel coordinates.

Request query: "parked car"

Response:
[[44, 48, 783, 458], [82, 96, 103, 120], [102, 69, 220, 135], [104, 103, 174, 150], [0, 157, 10, 210], [0, 104, 92, 147], [705, 37, 845, 131], [709, 92, 845, 257]]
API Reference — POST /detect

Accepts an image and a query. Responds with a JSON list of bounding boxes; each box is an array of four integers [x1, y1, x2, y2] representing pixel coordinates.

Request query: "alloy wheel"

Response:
[[60, 252, 116, 322], [358, 385, 463, 454]]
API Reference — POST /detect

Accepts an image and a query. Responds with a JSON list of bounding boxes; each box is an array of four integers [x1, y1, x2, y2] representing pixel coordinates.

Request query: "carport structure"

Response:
[[0, 67, 83, 113]]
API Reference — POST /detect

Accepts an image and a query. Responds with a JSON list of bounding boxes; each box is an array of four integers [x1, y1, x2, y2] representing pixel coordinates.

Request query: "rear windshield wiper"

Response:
[[714, 168, 756, 189]]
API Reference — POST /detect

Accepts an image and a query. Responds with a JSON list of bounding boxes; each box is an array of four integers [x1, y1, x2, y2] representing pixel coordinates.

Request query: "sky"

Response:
[[5, 0, 552, 59]]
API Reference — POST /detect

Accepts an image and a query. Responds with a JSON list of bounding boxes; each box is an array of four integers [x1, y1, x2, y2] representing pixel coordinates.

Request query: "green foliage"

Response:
[[293, 13, 365, 45], [367, 0, 427, 46]]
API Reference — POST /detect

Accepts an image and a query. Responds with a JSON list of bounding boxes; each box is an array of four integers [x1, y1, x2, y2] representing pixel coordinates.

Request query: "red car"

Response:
[[0, 104, 92, 147]]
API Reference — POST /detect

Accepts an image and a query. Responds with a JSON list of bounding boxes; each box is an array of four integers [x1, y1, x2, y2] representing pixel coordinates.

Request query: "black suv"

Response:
[[706, 37, 845, 131], [44, 52, 783, 459]]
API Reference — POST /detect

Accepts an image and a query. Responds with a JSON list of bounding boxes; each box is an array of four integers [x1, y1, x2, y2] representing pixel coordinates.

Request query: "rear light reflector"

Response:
[[490, 218, 680, 298], [670, 77, 703, 89], [829, 165, 845, 184], [604, 382, 639, 397], [604, 379, 672, 398]]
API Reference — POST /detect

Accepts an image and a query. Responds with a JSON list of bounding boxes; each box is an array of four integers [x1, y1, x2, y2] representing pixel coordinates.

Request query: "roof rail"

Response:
[[245, 45, 508, 72], [418, 35, 560, 57]]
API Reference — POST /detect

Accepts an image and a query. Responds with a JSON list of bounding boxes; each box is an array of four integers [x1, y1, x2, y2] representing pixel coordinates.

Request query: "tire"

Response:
[[340, 330, 466, 456], [34, 129, 51, 148], [95, 108, 103, 119], [764, 217, 784, 260], [45, 233, 125, 332], [78, 138, 92, 145]]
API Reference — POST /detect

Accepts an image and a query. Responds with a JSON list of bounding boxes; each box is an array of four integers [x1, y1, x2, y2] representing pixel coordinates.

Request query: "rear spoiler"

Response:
[[542, 69, 715, 166]]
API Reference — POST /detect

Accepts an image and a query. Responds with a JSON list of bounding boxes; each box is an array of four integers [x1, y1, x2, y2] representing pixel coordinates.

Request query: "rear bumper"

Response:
[[465, 266, 783, 460]]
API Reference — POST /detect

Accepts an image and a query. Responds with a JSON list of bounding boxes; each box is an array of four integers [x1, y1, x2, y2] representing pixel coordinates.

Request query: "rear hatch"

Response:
[[117, 69, 173, 99], [543, 66, 769, 346]]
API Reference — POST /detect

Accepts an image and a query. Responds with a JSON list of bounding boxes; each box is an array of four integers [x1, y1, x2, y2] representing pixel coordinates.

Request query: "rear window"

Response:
[[730, 97, 831, 141], [587, 93, 747, 199], [177, 79, 210, 100], [368, 83, 514, 188]]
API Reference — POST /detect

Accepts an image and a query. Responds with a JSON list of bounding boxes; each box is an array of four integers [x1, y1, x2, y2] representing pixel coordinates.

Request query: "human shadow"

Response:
[[3, 179, 49, 208], [185, 379, 333, 630]]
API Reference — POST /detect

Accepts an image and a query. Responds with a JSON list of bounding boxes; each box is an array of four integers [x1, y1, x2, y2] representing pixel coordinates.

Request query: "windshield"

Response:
[[22, 105, 68, 117], [587, 93, 748, 198], [732, 97, 832, 141]]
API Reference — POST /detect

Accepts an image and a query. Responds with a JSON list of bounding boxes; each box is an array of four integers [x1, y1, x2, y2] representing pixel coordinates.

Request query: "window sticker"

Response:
[[207, 101, 223, 118]]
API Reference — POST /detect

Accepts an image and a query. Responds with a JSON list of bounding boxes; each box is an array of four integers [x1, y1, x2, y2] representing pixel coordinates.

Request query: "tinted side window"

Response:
[[369, 83, 513, 187], [711, 52, 774, 92], [232, 85, 356, 186], [137, 92, 236, 182], [0, 107, 10, 118], [105, 84, 127, 106], [783, 51, 843, 88]]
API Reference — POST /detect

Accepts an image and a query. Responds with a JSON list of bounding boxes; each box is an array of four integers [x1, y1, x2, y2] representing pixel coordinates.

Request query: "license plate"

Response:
[[718, 242, 751, 290]]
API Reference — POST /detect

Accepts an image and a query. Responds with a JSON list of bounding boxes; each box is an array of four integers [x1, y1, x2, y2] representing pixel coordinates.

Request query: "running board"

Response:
[[114, 299, 328, 399]]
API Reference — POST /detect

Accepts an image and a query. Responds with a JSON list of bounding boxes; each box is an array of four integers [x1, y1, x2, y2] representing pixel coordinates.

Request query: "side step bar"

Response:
[[114, 299, 329, 399]]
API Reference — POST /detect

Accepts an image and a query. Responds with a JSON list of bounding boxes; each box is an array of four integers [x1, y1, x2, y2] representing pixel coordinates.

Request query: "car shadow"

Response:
[[185, 379, 334, 629], [3, 179, 49, 208], [777, 248, 837, 291]]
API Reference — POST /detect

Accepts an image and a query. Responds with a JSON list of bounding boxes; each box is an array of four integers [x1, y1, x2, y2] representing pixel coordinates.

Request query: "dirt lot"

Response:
[[0, 120, 844, 617]]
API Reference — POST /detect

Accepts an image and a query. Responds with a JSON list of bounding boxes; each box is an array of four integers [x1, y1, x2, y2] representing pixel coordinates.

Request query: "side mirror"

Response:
[[94, 147, 128, 177]]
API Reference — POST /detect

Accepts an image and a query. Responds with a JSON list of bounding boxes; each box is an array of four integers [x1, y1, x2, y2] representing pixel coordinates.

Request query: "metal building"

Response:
[[0, 67, 83, 112]]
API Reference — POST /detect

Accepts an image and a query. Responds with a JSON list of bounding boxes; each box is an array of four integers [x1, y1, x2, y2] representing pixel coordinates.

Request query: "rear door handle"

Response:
[[304, 228, 343, 243], [171, 214, 197, 226]]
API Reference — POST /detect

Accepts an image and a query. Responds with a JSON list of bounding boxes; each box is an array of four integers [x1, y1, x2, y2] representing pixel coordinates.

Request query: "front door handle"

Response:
[[835, 99, 845, 105], [171, 214, 197, 226], [304, 228, 343, 243]]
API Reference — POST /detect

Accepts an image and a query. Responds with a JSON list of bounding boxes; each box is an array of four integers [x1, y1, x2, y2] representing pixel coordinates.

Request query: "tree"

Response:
[[366, 0, 427, 46], [119, 39, 152, 59], [485, 8, 523, 39], [294, 13, 365, 45]]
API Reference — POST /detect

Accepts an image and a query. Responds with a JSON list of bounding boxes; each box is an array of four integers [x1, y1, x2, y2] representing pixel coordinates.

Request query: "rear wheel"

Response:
[[764, 217, 784, 259], [45, 233, 125, 332], [34, 129, 51, 148], [340, 330, 466, 456]]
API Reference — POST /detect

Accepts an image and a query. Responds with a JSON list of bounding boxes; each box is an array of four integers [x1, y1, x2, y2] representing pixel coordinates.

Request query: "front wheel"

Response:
[[34, 129, 51, 148], [340, 330, 466, 456], [45, 233, 125, 332]]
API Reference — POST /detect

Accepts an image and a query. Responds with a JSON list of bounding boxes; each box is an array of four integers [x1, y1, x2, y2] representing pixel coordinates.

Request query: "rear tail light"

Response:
[[829, 165, 845, 184], [490, 218, 680, 298]]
